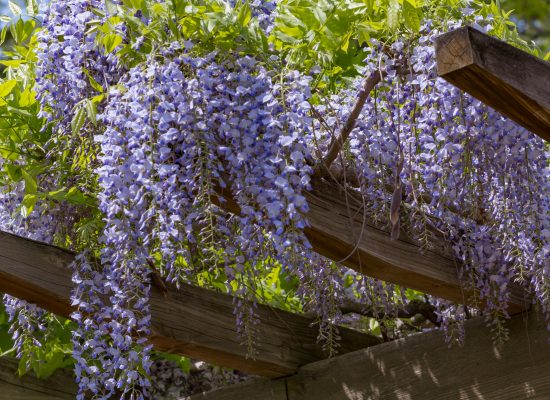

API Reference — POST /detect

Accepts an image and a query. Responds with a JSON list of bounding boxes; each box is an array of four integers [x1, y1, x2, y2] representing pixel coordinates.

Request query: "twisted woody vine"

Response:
[[0, 0, 547, 399]]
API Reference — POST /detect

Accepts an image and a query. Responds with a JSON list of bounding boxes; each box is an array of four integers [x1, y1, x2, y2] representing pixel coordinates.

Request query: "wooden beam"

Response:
[[189, 311, 550, 400], [189, 379, 287, 400], [0, 230, 380, 378], [216, 178, 527, 313], [0, 357, 76, 400], [304, 181, 526, 313], [435, 26, 550, 142]]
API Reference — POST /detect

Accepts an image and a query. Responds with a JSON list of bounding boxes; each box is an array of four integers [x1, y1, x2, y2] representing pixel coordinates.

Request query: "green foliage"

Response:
[[499, 0, 550, 55], [0, 306, 14, 355], [0, 304, 75, 379], [18, 316, 75, 379]]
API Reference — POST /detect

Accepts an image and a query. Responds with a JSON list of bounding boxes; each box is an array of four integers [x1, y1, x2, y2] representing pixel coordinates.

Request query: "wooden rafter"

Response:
[[216, 178, 528, 312], [299, 182, 526, 312], [435, 26, 550, 142], [190, 311, 550, 400], [0, 230, 380, 378]]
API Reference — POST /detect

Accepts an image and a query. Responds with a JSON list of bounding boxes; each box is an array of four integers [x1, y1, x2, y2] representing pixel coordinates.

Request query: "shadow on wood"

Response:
[[190, 311, 550, 399]]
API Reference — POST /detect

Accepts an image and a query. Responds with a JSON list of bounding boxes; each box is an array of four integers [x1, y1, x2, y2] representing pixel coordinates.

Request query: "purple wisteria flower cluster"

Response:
[[70, 252, 153, 399], [229, 0, 278, 32], [87, 46, 314, 394], [0, 179, 67, 360], [35, 0, 120, 126]]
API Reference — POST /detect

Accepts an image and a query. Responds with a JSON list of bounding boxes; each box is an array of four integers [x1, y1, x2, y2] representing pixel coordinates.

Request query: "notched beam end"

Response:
[[435, 26, 550, 142], [434, 26, 475, 76]]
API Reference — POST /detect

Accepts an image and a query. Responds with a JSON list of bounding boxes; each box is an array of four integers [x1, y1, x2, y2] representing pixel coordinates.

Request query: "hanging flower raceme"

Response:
[[35, 0, 119, 125], [74, 46, 315, 396]]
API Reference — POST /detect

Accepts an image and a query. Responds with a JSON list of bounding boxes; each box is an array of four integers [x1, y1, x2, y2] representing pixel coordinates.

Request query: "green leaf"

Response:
[[46, 188, 68, 202], [84, 99, 97, 124], [21, 170, 37, 194], [8, 0, 22, 16], [92, 93, 105, 104], [368, 318, 381, 336], [26, 0, 37, 16], [103, 33, 123, 53], [340, 31, 353, 52], [21, 194, 37, 217], [0, 24, 8, 46], [10, 18, 25, 43], [47, 187, 94, 206], [85, 71, 104, 93], [387, 0, 400, 31], [104, 0, 119, 15], [5, 163, 22, 182], [0, 80, 17, 98], [0, 60, 25, 67], [18, 88, 36, 107], [403, 0, 421, 32], [236, 4, 252, 28], [71, 106, 86, 135], [66, 187, 92, 205]]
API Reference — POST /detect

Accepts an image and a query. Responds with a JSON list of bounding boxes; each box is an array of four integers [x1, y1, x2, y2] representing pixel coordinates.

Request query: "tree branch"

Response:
[[315, 70, 386, 175]]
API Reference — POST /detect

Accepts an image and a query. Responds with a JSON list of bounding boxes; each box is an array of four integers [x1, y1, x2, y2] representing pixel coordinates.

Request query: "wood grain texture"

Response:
[[187, 379, 287, 400], [435, 26, 550, 142], [286, 311, 550, 400], [191, 312, 550, 400], [305, 181, 527, 313], [0, 230, 380, 378], [0, 357, 76, 399]]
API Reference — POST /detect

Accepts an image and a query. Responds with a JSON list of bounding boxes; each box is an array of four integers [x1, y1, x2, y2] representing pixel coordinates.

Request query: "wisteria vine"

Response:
[[0, 0, 548, 399]]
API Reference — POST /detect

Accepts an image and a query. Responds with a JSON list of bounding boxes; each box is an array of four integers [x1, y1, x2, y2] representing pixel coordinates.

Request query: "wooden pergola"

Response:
[[0, 27, 549, 399]]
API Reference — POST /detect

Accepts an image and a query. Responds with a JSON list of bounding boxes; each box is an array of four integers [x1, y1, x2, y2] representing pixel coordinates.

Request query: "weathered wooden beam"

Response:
[[304, 181, 526, 313], [435, 26, 550, 142], [0, 230, 380, 378], [189, 311, 550, 400], [216, 179, 527, 312], [0, 357, 76, 400], [189, 379, 287, 400]]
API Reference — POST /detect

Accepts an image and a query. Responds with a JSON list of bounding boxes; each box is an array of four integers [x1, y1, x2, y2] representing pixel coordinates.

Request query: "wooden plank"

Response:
[[286, 312, 550, 399], [304, 181, 527, 313], [190, 311, 550, 400], [189, 379, 287, 400], [0, 357, 76, 399], [0, 230, 380, 378], [435, 26, 550, 142]]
